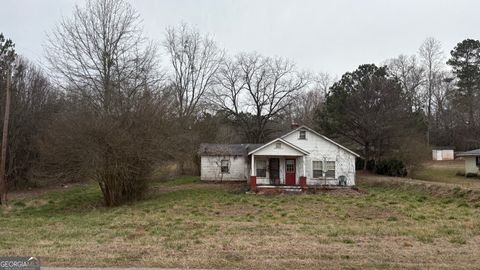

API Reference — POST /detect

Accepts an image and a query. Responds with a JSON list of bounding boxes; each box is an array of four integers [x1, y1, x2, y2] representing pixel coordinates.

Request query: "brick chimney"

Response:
[[291, 121, 300, 130]]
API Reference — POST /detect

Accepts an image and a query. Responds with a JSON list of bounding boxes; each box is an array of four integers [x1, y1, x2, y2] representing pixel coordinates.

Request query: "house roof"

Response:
[[281, 125, 361, 157], [247, 138, 310, 156], [199, 125, 360, 158], [198, 143, 263, 156], [456, 149, 480, 157]]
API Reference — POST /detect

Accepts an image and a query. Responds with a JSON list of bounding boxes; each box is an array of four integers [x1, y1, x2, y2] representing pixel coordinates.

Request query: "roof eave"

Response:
[[282, 125, 361, 157], [248, 138, 309, 155]]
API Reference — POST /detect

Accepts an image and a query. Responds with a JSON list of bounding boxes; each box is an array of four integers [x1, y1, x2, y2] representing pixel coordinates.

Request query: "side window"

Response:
[[299, 130, 306, 140], [325, 161, 335, 178], [312, 161, 323, 178], [256, 160, 267, 177], [476, 157, 480, 167], [220, 159, 230, 173]]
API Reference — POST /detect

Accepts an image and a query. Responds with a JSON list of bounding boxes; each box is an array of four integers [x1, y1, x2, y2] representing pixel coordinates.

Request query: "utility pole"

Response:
[[0, 66, 11, 206]]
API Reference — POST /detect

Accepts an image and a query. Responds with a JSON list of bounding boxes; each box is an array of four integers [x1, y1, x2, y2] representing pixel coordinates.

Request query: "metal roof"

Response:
[[198, 143, 263, 156], [456, 149, 480, 157]]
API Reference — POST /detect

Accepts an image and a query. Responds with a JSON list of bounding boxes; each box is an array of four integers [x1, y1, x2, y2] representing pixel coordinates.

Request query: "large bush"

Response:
[[374, 159, 407, 177]]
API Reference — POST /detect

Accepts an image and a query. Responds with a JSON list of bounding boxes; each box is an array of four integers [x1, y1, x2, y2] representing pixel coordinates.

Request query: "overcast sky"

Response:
[[1, 0, 479, 76]]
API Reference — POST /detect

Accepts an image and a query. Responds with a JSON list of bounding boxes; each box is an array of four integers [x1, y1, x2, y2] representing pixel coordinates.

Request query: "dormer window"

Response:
[[299, 130, 306, 140]]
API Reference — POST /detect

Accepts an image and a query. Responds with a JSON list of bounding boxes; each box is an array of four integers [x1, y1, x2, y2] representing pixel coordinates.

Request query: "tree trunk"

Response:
[[0, 67, 12, 206], [363, 142, 369, 171]]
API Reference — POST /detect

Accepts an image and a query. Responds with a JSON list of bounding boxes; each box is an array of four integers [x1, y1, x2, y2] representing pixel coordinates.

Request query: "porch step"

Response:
[[256, 185, 303, 194]]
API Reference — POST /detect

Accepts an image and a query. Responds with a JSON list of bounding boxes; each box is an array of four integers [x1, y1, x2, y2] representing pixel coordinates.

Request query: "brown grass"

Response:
[[2, 175, 480, 269]]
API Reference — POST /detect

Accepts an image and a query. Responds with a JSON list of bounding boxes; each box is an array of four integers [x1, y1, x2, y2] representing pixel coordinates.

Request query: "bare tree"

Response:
[[289, 89, 324, 126], [419, 37, 444, 144], [314, 72, 334, 97], [46, 0, 159, 114], [164, 24, 223, 120], [386, 54, 425, 111], [162, 24, 223, 174], [213, 52, 309, 142], [44, 0, 164, 206]]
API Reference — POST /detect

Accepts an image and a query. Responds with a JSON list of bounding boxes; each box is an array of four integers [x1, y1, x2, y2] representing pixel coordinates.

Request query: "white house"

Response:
[[199, 126, 360, 190], [456, 149, 480, 175]]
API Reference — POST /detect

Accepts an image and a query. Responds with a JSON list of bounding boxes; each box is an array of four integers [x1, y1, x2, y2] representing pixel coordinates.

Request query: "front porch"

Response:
[[252, 184, 353, 194], [247, 138, 349, 193]]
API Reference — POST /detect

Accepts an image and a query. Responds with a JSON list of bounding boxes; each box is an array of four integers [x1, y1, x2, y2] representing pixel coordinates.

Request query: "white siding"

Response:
[[252, 141, 305, 156], [200, 155, 248, 181], [282, 129, 357, 186], [464, 157, 479, 174], [432, 149, 455, 161]]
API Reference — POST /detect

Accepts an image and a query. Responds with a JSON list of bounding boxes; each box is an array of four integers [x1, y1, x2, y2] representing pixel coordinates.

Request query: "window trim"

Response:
[[299, 130, 306, 140], [312, 160, 323, 179], [256, 159, 267, 178], [220, 159, 230, 174], [325, 161, 335, 179]]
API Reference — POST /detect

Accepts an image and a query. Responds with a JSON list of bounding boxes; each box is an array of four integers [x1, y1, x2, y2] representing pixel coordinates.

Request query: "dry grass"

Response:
[[412, 160, 480, 188], [1, 175, 480, 269]]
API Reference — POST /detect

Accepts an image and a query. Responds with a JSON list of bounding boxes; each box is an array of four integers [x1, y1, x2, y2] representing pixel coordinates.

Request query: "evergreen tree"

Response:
[[447, 39, 480, 128]]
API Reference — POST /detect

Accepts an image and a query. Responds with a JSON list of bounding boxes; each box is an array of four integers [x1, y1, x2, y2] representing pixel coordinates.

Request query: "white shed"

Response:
[[432, 147, 455, 161]]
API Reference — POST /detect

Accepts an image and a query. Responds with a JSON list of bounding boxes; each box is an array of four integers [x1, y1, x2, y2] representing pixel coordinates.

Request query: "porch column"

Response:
[[302, 156, 306, 177], [250, 154, 256, 192], [251, 154, 255, 176], [301, 155, 307, 192]]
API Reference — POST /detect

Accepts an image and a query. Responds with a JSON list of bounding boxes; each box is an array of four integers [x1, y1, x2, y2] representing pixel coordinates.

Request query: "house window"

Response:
[[312, 161, 323, 178], [299, 130, 306, 140], [275, 142, 282, 149], [220, 160, 230, 173], [476, 157, 480, 167], [325, 161, 335, 178], [256, 160, 267, 177]]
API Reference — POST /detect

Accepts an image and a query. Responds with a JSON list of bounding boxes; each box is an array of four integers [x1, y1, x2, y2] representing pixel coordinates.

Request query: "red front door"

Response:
[[285, 159, 296, 185]]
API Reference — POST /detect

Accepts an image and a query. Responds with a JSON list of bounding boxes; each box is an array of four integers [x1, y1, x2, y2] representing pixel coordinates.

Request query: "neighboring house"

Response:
[[199, 126, 360, 189], [432, 146, 455, 161], [457, 149, 480, 175]]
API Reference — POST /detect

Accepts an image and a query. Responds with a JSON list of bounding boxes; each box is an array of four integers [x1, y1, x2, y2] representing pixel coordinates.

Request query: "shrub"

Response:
[[355, 159, 376, 171], [456, 171, 466, 177], [366, 159, 376, 171], [375, 159, 407, 177], [355, 158, 364, 170], [466, 173, 478, 178]]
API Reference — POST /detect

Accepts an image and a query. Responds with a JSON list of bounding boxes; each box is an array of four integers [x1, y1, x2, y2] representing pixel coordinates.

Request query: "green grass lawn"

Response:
[[412, 161, 480, 187], [1, 176, 480, 269]]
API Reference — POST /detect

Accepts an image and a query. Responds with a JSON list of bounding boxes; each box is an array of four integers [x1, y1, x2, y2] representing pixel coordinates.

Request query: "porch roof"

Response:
[[247, 138, 309, 156], [457, 149, 480, 157]]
